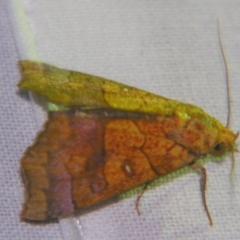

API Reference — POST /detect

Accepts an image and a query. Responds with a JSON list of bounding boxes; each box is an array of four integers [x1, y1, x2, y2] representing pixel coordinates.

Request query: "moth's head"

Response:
[[210, 128, 239, 157]]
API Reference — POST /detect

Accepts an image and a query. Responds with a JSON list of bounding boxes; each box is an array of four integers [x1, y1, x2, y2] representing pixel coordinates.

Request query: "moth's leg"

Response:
[[135, 182, 150, 215], [190, 162, 213, 226]]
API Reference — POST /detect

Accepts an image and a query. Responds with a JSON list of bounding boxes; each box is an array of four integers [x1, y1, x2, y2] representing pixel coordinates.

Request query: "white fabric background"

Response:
[[1, 0, 240, 239]]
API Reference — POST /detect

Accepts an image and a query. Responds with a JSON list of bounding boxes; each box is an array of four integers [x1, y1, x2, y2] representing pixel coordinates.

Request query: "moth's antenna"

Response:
[[217, 19, 231, 127], [217, 19, 237, 184]]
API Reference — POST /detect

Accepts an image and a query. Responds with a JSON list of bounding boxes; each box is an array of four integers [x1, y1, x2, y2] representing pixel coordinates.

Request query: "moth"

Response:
[[18, 24, 238, 224]]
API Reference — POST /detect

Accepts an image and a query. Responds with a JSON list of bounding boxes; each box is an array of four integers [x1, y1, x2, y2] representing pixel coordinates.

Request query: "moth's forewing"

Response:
[[21, 107, 236, 221]]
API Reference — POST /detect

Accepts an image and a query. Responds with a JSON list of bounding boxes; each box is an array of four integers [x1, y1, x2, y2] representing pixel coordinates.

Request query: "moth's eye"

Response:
[[211, 142, 227, 157]]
